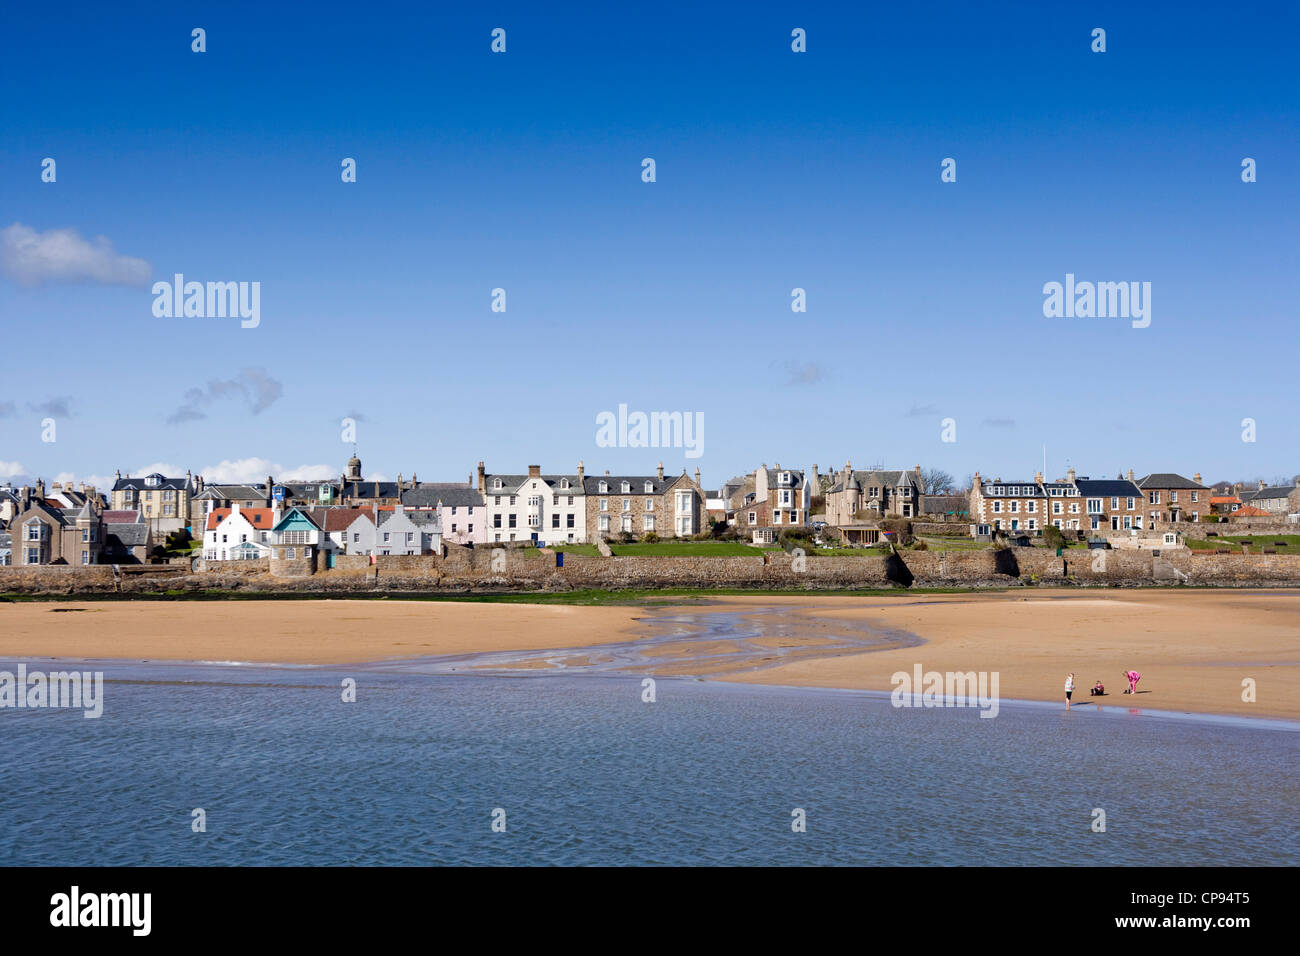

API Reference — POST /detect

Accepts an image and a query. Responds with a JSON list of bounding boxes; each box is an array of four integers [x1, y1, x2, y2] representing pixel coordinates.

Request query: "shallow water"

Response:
[[1, 658, 1295, 866]]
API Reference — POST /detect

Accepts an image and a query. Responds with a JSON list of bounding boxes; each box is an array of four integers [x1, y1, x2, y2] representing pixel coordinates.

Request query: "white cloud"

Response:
[[198, 458, 338, 484], [1, 222, 152, 288], [0, 460, 26, 479]]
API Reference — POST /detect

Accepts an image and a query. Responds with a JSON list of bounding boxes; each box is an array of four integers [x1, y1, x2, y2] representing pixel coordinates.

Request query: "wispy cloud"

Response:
[[780, 361, 829, 386], [982, 417, 1016, 428], [0, 222, 151, 288], [906, 404, 939, 417], [168, 368, 284, 424], [0, 460, 25, 479], [28, 396, 74, 418]]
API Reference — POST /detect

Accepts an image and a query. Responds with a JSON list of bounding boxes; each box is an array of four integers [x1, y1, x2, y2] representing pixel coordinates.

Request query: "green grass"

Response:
[[606, 540, 779, 556], [549, 543, 601, 556], [1186, 534, 1300, 550]]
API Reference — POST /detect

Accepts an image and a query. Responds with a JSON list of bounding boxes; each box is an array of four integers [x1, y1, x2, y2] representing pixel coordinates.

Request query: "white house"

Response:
[[203, 503, 276, 561], [478, 463, 586, 546]]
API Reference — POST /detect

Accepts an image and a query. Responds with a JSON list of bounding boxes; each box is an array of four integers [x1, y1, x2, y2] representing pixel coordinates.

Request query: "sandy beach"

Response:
[[0, 599, 647, 665], [714, 591, 1300, 720], [2, 589, 1297, 719]]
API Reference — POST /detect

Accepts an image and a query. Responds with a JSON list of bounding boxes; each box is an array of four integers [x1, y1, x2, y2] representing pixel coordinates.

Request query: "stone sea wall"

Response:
[[3, 546, 1300, 594]]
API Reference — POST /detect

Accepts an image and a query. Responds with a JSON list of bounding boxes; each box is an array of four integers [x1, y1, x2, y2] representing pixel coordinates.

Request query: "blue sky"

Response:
[[1, 1, 1296, 490]]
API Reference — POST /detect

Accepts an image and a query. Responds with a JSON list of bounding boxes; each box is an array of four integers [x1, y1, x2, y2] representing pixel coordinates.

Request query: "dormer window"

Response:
[[145, 474, 161, 487], [493, 479, 502, 490], [560, 479, 569, 490], [621, 481, 630, 493], [645, 481, 654, 493], [598, 481, 608, 493]]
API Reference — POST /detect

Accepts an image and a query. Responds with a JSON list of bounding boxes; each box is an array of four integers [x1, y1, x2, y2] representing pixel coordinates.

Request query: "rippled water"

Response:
[[2, 660, 1295, 866]]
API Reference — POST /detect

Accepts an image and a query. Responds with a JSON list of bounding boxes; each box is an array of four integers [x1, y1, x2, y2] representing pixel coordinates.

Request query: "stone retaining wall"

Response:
[[4, 546, 1300, 595]]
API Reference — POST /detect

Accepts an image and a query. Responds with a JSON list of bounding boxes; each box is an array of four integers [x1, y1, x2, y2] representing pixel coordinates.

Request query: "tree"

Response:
[[920, 468, 955, 495]]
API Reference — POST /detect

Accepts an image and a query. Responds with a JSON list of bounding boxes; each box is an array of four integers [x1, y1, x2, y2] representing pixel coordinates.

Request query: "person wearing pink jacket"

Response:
[[1124, 670, 1141, 695]]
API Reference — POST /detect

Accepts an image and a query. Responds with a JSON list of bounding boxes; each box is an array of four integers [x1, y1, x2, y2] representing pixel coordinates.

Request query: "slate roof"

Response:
[[1137, 473, 1206, 490], [1074, 478, 1145, 498], [105, 523, 149, 547], [483, 474, 583, 494], [113, 474, 190, 491], [826, 470, 917, 494], [979, 481, 1046, 498], [1244, 484, 1296, 501], [341, 480, 403, 499], [583, 475, 672, 495], [195, 484, 268, 501], [402, 484, 485, 509]]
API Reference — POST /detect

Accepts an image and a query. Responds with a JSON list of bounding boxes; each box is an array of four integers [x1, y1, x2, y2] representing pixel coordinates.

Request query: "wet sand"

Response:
[[2, 589, 1297, 719]]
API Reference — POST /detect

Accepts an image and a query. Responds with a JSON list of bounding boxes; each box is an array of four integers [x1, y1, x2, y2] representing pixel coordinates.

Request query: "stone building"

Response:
[[583, 463, 706, 541], [1136, 471, 1210, 524], [824, 463, 924, 524]]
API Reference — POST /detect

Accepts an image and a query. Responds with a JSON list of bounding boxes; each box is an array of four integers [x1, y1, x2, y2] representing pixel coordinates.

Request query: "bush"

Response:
[[618, 531, 635, 544], [641, 531, 659, 544], [911, 540, 929, 551], [1042, 526, 1067, 551]]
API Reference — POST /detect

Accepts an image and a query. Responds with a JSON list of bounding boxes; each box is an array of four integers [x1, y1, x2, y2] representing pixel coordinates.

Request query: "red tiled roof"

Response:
[[205, 507, 276, 531], [1229, 505, 1270, 517], [102, 510, 142, 523]]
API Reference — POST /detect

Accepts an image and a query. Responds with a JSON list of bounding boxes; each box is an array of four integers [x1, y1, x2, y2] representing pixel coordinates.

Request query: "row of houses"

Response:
[[4, 451, 1298, 566], [969, 469, 1300, 535]]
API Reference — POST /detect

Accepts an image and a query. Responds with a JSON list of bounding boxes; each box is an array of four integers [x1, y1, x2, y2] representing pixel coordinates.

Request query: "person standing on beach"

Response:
[[1124, 670, 1141, 695], [1064, 672, 1075, 710]]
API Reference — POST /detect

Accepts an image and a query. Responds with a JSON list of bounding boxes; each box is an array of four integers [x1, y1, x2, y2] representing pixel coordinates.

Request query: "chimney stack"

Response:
[[477, 461, 486, 494], [694, 467, 701, 487], [577, 460, 585, 483], [1259, 479, 1267, 490], [1034, 471, 1043, 483], [528, 465, 541, 478], [1193, 473, 1202, 484], [656, 461, 664, 480]]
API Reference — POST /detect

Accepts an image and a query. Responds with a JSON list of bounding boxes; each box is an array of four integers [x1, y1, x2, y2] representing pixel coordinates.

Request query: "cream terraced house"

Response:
[[111, 471, 195, 536]]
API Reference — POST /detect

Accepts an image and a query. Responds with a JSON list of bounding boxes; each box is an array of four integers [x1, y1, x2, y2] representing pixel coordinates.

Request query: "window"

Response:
[[1009, 501, 1019, 513], [598, 481, 608, 493], [405, 532, 413, 542], [1053, 502, 1062, 515], [1087, 499, 1103, 515], [566, 514, 574, 528], [528, 496, 541, 507], [493, 514, 502, 528], [26, 547, 39, 564], [494, 496, 501, 505], [552, 495, 559, 506], [25, 521, 42, 541], [599, 498, 608, 512], [286, 547, 296, 559], [1028, 519, 1037, 530], [560, 479, 569, 490], [552, 514, 560, 528], [509, 496, 516, 506], [598, 516, 609, 531], [622, 498, 631, 512], [508, 514, 517, 528], [1191, 491, 1199, 502], [383, 532, 391, 542], [528, 514, 540, 527], [645, 515, 655, 531], [621, 482, 630, 493], [1170, 491, 1179, 503], [1111, 497, 1119, 509], [1027, 501, 1037, 513], [749, 512, 757, 524], [645, 498, 654, 511], [993, 501, 1002, 513], [82, 550, 90, 565], [493, 479, 502, 490], [1149, 492, 1160, 504], [621, 515, 632, 532], [1127, 497, 1135, 510], [645, 481, 653, 493], [1069, 504, 1079, 514]]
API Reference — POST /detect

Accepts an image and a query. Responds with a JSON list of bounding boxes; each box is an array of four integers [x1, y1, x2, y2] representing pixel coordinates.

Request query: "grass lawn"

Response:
[[913, 536, 991, 552], [550, 543, 602, 556], [607, 540, 779, 556], [1186, 534, 1300, 550]]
